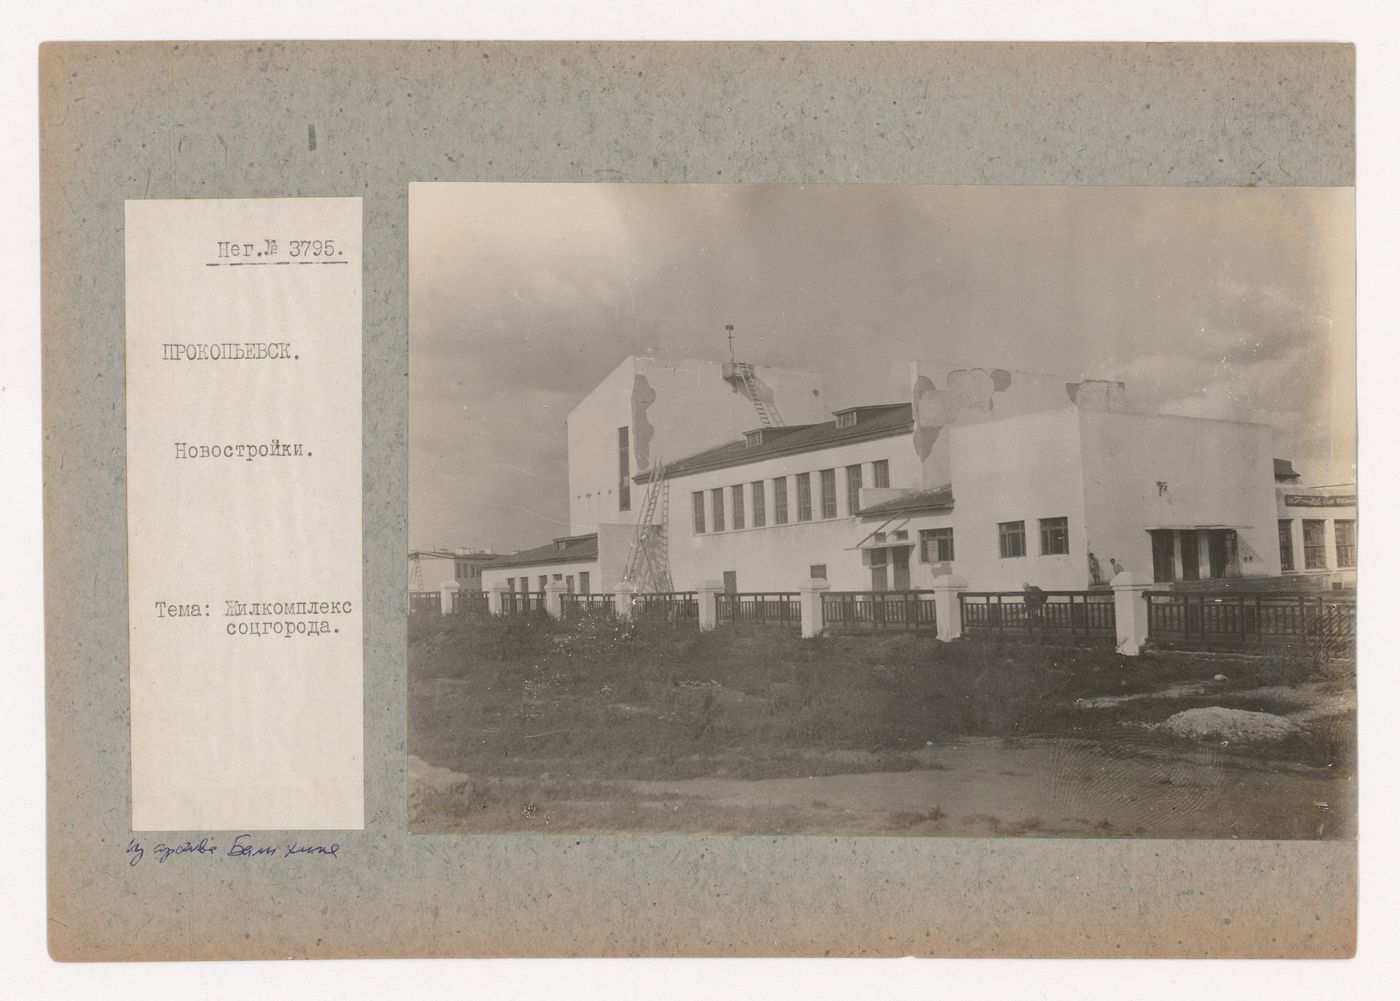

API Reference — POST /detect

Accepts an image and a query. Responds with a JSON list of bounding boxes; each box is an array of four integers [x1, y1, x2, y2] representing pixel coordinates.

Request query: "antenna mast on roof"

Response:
[[720, 323, 784, 428]]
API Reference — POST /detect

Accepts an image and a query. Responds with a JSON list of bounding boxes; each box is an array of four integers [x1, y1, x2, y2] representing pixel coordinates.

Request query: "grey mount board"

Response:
[[42, 41, 1355, 959]]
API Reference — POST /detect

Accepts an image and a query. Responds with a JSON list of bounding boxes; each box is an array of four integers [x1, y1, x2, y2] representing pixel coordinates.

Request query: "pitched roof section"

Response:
[[858, 485, 954, 518], [639, 403, 914, 481], [483, 533, 599, 569]]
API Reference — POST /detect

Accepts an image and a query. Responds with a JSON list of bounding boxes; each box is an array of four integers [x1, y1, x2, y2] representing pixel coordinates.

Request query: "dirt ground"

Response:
[[410, 732, 1350, 839], [407, 615, 1355, 839]]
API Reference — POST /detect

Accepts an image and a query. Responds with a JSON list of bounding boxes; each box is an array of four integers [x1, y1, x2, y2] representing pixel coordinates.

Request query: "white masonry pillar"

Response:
[[488, 583, 509, 616], [614, 582, 637, 622], [696, 580, 724, 633], [1111, 571, 1152, 656], [545, 580, 569, 621], [798, 577, 831, 639], [438, 581, 457, 616], [930, 575, 968, 643]]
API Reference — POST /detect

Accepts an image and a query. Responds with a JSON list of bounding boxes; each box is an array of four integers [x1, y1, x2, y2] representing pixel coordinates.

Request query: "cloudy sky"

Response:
[[409, 184, 1354, 554]]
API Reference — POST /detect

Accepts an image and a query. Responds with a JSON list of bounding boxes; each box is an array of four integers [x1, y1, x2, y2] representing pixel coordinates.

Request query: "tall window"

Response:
[[538, 575, 548, 591], [819, 469, 837, 518], [617, 427, 631, 511], [692, 491, 706, 534], [1278, 520, 1294, 571], [773, 477, 789, 524], [796, 473, 813, 521], [711, 487, 726, 532], [1335, 520, 1356, 568], [845, 464, 863, 515], [1039, 517, 1069, 555], [1303, 519, 1327, 569], [578, 571, 591, 594], [998, 520, 1026, 558], [872, 459, 890, 488], [751, 481, 766, 527], [920, 527, 954, 562], [732, 485, 745, 530]]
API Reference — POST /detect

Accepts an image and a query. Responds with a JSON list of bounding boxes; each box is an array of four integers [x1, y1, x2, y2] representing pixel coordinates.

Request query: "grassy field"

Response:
[[407, 611, 1355, 835]]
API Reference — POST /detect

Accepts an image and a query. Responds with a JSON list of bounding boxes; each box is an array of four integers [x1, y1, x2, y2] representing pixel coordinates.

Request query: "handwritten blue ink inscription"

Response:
[[126, 834, 341, 867]]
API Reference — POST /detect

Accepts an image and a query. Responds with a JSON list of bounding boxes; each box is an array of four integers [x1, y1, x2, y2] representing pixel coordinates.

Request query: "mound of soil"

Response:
[[1160, 707, 1300, 744]]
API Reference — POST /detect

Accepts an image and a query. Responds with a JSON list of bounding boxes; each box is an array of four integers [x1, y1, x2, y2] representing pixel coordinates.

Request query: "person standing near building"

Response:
[[1022, 581, 1047, 641], [1110, 557, 1124, 578], [1088, 551, 1104, 586]]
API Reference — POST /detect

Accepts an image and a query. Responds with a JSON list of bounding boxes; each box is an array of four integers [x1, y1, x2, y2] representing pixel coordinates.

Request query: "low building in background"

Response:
[[1274, 457, 1358, 590]]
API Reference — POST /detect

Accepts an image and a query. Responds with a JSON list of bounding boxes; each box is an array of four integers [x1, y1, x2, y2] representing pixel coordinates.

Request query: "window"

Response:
[[998, 520, 1026, 558], [455, 558, 468, 580], [751, 481, 766, 527], [617, 427, 631, 511], [796, 473, 813, 521], [711, 487, 726, 532], [506, 577, 515, 592], [723, 570, 737, 593], [810, 564, 827, 579], [732, 485, 745, 530], [537, 575, 548, 591], [1278, 520, 1294, 572], [565, 575, 574, 593], [1335, 520, 1356, 568], [819, 469, 837, 518], [773, 477, 789, 524], [872, 459, 889, 489], [835, 411, 857, 428], [1303, 519, 1327, 569], [920, 527, 954, 562], [1039, 517, 1069, 555], [552, 574, 563, 582], [845, 464, 863, 515], [692, 491, 706, 534], [578, 571, 590, 594]]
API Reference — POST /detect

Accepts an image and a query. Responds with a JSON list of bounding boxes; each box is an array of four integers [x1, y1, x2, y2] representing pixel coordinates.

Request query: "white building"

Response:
[[565, 355, 829, 536], [408, 548, 504, 592], [1273, 459, 1358, 589], [480, 355, 1346, 597]]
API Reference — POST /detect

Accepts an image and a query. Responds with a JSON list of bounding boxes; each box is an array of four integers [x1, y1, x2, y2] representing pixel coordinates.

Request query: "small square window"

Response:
[[998, 520, 1026, 559], [1039, 517, 1069, 555]]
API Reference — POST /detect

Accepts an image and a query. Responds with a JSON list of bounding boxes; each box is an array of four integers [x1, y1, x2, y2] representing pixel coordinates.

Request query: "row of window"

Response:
[[503, 571, 592, 594], [1279, 518, 1356, 571], [997, 517, 1069, 559], [453, 559, 482, 580], [692, 460, 890, 534]]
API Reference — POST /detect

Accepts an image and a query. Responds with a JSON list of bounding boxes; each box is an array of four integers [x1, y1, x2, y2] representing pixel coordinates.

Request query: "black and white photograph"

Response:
[[407, 182, 1356, 839]]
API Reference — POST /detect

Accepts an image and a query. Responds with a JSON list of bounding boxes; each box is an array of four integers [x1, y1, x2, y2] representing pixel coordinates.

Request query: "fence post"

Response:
[[1111, 571, 1151, 656], [438, 581, 458, 616], [930, 575, 968, 643], [614, 583, 637, 622], [798, 578, 831, 639], [545, 580, 568, 621], [696, 580, 723, 632], [488, 584, 509, 617]]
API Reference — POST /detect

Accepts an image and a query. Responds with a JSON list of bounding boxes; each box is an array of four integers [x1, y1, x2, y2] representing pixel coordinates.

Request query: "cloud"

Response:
[[408, 184, 1355, 550]]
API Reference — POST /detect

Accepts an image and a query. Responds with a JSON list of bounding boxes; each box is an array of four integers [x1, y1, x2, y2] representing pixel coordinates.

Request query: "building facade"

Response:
[[475, 354, 1350, 600], [408, 548, 503, 591]]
